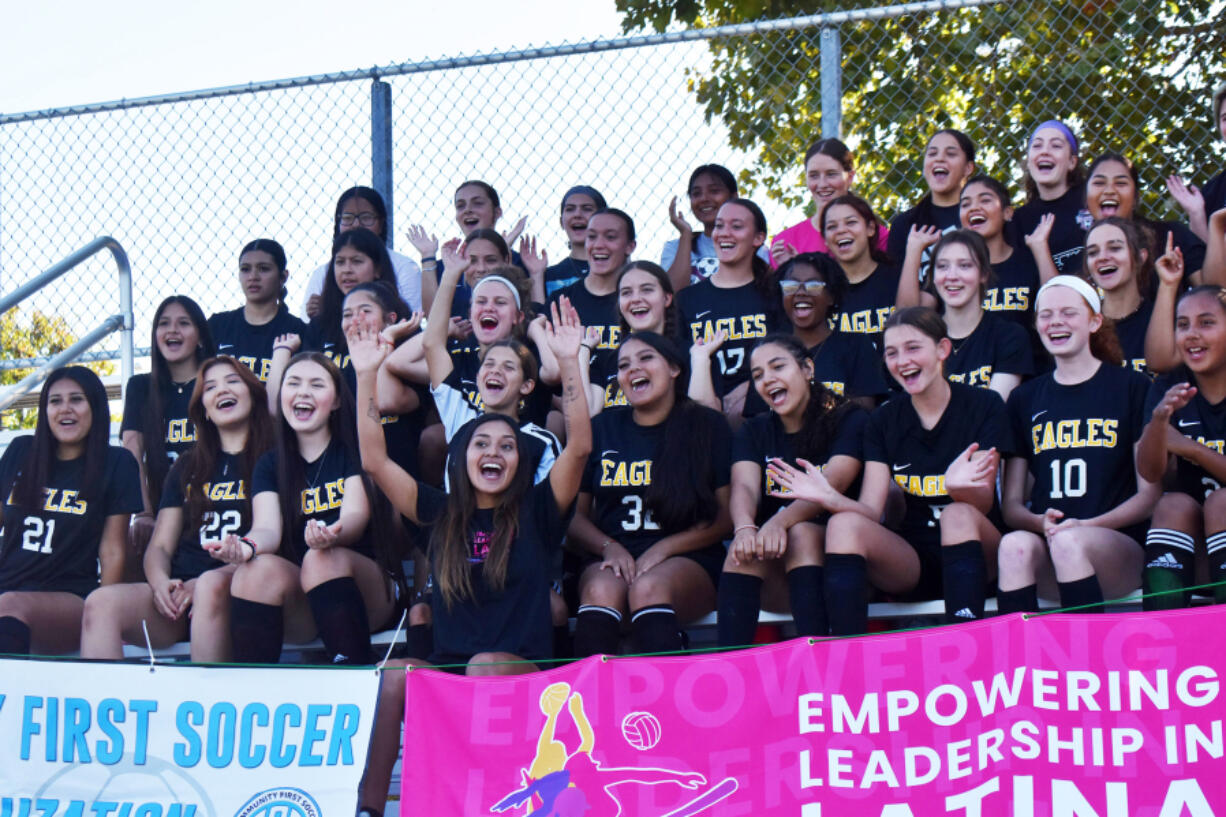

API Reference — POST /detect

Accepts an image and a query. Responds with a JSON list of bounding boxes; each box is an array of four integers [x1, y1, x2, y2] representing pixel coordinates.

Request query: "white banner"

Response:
[[0, 659, 381, 817]]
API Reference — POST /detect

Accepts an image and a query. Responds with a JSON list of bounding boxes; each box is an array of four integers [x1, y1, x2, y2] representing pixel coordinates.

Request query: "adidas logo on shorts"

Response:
[[954, 608, 976, 619], [1146, 552, 1182, 570]]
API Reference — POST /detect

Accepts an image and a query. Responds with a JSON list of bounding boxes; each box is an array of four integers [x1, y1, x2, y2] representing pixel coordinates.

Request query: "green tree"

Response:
[[0, 309, 113, 429], [617, 0, 1226, 219]]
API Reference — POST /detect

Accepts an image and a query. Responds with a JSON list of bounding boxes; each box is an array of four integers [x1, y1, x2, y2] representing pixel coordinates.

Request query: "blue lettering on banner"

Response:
[[172, 702, 359, 768], [20, 698, 157, 766], [0, 801, 197, 817]]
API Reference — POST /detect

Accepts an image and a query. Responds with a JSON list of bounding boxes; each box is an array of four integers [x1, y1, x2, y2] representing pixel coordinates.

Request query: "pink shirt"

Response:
[[769, 218, 890, 268]]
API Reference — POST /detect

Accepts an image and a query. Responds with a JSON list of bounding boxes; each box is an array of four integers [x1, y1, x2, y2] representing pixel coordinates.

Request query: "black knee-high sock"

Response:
[[307, 577, 373, 665], [717, 572, 763, 647], [997, 585, 1039, 615], [573, 605, 621, 657], [631, 605, 683, 654], [942, 541, 988, 623], [786, 566, 827, 637], [230, 598, 284, 664], [553, 625, 572, 661], [404, 624, 432, 661], [0, 616, 31, 655], [1206, 531, 1226, 604], [1058, 575, 1104, 612], [824, 553, 869, 636], [1143, 529, 1196, 611]]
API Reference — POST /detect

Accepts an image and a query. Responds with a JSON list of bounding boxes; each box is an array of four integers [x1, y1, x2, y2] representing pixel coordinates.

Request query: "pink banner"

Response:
[[403, 610, 1226, 816]]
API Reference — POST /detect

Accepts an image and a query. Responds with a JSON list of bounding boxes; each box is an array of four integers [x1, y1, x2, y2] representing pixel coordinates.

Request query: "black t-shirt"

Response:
[[863, 383, 1009, 541], [946, 312, 1034, 389], [444, 337, 552, 428], [416, 479, 567, 661], [1111, 299, 1155, 378], [732, 407, 867, 522], [551, 279, 622, 381], [1014, 187, 1089, 275], [676, 279, 782, 397], [809, 332, 889, 401], [251, 439, 370, 563], [121, 374, 197, 464], [160, 451, 251, 580], [582, 406, 731, 556], [0, 439, 142, 596], [1145, 368, 1226, 498], [1006, 363, 1150, 521], [986, 248, 1041, 327], [340, 363, 424, 478], [830, 265, 901, 345], [208, 306, 313, 382], [545, 257, 589, 296], [887, 201, 961, 264], [1203, 169, 1226, 220]]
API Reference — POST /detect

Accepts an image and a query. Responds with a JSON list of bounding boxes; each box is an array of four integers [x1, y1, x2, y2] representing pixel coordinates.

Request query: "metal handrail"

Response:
[[0, 237, 134, 413]]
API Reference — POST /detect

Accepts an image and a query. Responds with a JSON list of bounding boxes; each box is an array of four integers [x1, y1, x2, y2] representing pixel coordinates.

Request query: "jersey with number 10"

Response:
[[1006, 363, 1150, 519]]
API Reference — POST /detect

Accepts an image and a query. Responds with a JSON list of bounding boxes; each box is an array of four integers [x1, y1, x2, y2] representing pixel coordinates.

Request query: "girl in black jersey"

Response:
[[717, 335, 867, 646], [1136, 285, 1226, 608], [310, 228, 399, 362], [820, 194, 900, 344], [1167, 83, 1226, 243], [1083, 217, 1156, 375], [1085, 153, 1206, 282], [80, 358, 274, 660], [959, 176, 1056, 322], [209, 239, 311, 394], [774, 308, 1007, 633], [570, 332, 733, 656], [997, 277, 1159, 614], [676, 199, 782, 422], [225, 353, 397, 665], [903, 230, 1033, 401], [1015, 121, 1089, 274], [885, 130, 976, 263], [0, 367, 141, 656], [122, 295, 215, 578], [546, 185, 605, 296], [592, 261, 680, 410]]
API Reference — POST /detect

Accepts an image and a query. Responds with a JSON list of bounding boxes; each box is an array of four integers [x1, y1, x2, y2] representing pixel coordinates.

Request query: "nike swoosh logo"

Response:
[[695, 311, 711, 321], [892, 463, 910, 471], [1178, 419, 1200, 428], [218, 343, 234, 351], [600, 450, 619, 458], [1032, 410, 1047, 421]]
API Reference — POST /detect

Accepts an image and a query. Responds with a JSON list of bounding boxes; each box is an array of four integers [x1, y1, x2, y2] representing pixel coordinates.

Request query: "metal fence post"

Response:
[[820, 25, 842, 139], [371, 79, 394, 248]]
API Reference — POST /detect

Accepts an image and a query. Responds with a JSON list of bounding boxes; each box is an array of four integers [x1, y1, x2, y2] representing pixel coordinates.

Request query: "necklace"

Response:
[[171, 376, 194, 395], [305, 444, 331, 490]]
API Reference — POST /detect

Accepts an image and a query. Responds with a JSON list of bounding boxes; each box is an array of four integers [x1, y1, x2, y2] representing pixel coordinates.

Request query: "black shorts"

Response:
[[622, 541, 725, 592], [894, 527, 944, 602], [0, 580, 97, 600]]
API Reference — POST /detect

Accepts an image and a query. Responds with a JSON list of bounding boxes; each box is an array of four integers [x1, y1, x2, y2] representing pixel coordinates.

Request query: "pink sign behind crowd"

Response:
[[403, 610, 1226, 816]]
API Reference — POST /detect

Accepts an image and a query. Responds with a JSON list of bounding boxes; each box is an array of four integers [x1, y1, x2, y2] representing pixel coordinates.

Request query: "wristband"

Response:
[[733, 524, 758, 535], [240, 537, 257, 561], [273, 345, 294, 353], [600, 540, 614, 552], [580, 342, 594, 353]]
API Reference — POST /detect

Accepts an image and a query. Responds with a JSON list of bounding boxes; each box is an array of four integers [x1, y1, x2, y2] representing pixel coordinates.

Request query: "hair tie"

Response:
[[1037, 275, 1101, 314], [472, 275, 522, 309], [1031, 120, 1079, 156]]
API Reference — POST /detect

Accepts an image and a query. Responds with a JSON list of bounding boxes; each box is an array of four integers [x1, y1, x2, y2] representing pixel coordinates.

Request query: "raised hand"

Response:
[[273, 333, 301, 356], [770, 237, 798, 266], [440, 237, 468, 275], [668, 196, 694, 237], [1155, 230, 1185, 287], [1024, 213, 1055, 249], [1166, 175, 1205, 218], [502, 215, 527, 247], [346, 326, 391, 374], [381, 311, 424, 345], [1151, 382, 1197, 422], [766, 457, 837, 507], [545, 298, 584, 360], [906, 224, 943, 256], [519, 235, 548, 278], [407, 224, 439, 258], [690, 328, 728, 360]]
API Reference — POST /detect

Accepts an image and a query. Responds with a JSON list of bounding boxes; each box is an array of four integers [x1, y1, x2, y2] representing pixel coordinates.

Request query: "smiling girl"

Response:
[[1082, 217, 1155, 375], [885, 130, 976, 263], [546, 185, 606, 295], [310, 228, 400, 363], [0, 367, 141, 655], [819, 195, 901, 345], [1014, 121, 1089, 274]]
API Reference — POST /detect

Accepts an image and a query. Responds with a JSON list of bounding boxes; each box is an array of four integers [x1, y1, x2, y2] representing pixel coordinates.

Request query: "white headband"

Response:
[[1036, 275, 1101, 314], [472, 275, 522, 309]]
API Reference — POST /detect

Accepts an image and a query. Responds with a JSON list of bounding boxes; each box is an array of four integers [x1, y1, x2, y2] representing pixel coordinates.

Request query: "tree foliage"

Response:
[[617, 0, 1226, 219], [0, 309, 113, 429]]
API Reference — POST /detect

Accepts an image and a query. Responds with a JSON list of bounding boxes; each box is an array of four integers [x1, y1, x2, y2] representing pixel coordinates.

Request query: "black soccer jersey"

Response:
[[986, 249, 1041, 327], [732, 407, 867, 522], [809, 331, 890, 401], [340, 363, 424, 478], [582, 406, 731, 556], [416, 479, 567, 661], [863, 383, 1009, 541], [121, 374, 197, 464], [1014, 187, 1089, 275], [550, 279, 621, 377], [887, 202, 961, 265], [1112, 299, 1155, 377], [1145, 368, 1226, 498], [676, 279, 782, 397], [946, 313, 1034, 390], [545, 257, 588, 296], [208, 306, 312, 382], [252, 439, 370, 563], [830, 265, 901, 343], [159, 451, 252, 580], [1006, 363, 1150, 521], [1203, 170, 1226, 221], [0, 439, 142, 597]]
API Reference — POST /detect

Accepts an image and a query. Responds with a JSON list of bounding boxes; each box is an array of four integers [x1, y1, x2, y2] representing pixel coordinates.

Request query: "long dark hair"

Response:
[[619, 332, 722, 532], [180, 358, 274, 535], [316, 228, 397, 352], [820, 194, 892, 266], [13, 367, 112, 513], [615, 260, 677, 337], [1084, 216, 1153, 299], [752, 334, 856, 464], [240, 238, 289, 306], [432, 413, 533, 608], [332, 187, 388, 241], [912, 129, 975, 228], [723, 197, 774, 301], [143, 295, 215, 504]]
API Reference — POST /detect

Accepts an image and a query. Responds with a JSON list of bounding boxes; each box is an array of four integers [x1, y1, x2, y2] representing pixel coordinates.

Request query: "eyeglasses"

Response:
[[339, 212, 379, 227], [779, 280, 828, 296]]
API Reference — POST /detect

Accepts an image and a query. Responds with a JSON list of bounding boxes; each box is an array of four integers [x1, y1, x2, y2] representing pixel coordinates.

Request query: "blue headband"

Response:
[[1032, 120, 1079, 156], [561, 185, 607, 212]]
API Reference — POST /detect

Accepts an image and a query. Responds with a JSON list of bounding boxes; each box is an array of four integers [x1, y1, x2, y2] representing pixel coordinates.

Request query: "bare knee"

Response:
[[1204, 489, 1226, 531], [81, 586, 125, 631], [0, 593, 30, 621], [467, 652, 525, 676], [939, 502, 983, 543], [300, 547, 352, 587], [998, 532, 1045, 577], [579, 569, 627, 609], [1152, 492, 1202, 532], [549, 591, 568, 627], [785, 523, 823, 565], [1048, 529, 1090, 574], [825, 512, 873, 556], [627, 570, 673, 609]]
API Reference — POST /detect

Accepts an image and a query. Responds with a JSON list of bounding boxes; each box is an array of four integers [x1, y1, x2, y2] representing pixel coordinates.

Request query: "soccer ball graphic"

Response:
[[620, 711, 662, 751]]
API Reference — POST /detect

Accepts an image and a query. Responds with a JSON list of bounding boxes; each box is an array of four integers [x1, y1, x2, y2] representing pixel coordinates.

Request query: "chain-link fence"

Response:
[[1, 0, 1222, 376]]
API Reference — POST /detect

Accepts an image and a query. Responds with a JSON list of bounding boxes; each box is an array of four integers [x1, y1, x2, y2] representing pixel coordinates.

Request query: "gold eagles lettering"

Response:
[[1031, 419, 1119, 454], [301, 478, 345, 514], [833, 306, 894, 335], [201, 480, 247, 502], [600, 459, 652, 487], [689, 315, 768, 343], [42, 488, 87, 515], [982, 287, 1030, 312], [894, 474, 947, 497], [166, 418, 196, 444], [948, 365, 993, 387]]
